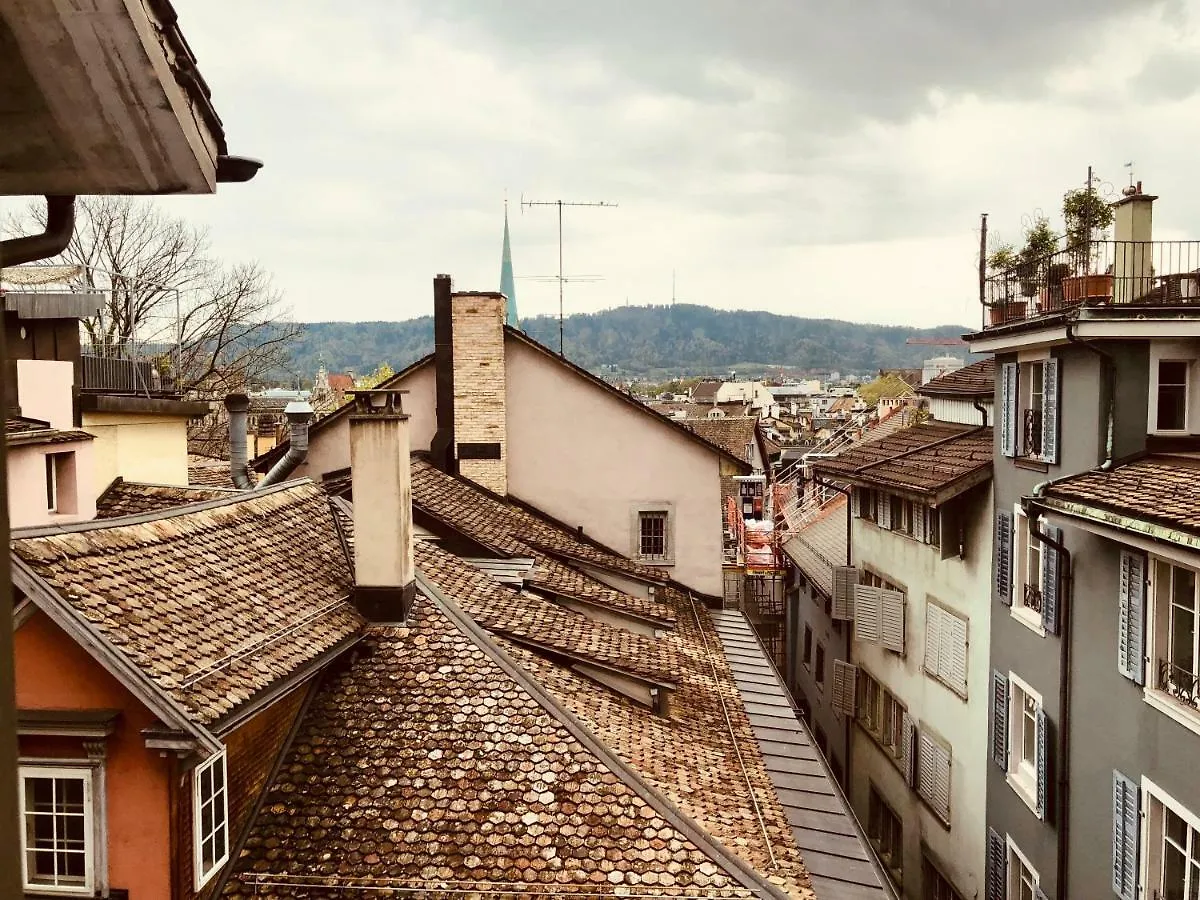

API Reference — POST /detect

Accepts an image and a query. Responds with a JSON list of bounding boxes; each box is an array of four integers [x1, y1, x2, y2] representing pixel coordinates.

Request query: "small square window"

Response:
[[1158, 360, 1190, 431]]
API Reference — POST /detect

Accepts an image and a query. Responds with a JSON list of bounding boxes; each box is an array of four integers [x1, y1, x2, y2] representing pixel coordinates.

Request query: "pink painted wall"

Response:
[[505, 339, 725, 596], [17, 359, 74, 428], [15, 611, 173, 899], [294, 362, 437, 481], [7, 438, 97, 529]]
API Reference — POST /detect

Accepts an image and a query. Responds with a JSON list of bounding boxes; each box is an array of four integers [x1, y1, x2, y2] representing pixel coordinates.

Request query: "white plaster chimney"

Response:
[[1113, 181, 1157, 305], [348, 389, 415, 622]]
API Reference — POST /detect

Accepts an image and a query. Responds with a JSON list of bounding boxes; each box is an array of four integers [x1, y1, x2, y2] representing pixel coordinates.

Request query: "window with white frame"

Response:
[[999, 359, 1059, 463], [1009, 509, 1061, 636], [19, 765, 94, 893], [1007, 837, 1040, 900], [1151, 558, 1200, 715], [1157, 359, 1190, 432], [193, 750, 230, 889], [1142, 778, 1200, 900], [1005, 674, 1044, 815]]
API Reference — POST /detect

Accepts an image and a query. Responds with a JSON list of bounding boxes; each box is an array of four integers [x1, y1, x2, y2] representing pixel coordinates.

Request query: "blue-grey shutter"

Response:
[[1000, 362, 1019, 457], [996, 510, 1013, 606], [1035, 706, 1048, 820], [986, 826, 1006, 900], [991, 670, 1009, 769], [1118, 550, 1147, 685], [1041, 524, 1062, 635], [1042, 358, 1060, 464], [1112, 769, 1140, 900]]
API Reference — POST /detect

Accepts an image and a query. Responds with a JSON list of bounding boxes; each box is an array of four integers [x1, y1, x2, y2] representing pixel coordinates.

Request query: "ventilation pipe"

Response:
[[0, 196, 76, 267], [223, 394, 253, 489], [257, 401, 314, 487]]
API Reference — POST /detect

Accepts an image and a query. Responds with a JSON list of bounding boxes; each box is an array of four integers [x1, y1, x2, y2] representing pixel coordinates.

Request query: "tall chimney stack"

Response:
[[1113, 182, 1157, 305], [348, 389, 415, 622], [224, 393, 253, 489], [431, 278, 509, 495]]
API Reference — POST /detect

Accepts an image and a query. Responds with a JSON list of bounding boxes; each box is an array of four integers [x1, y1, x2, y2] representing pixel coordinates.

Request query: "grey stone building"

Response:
[[968, 183, 1200, 900]]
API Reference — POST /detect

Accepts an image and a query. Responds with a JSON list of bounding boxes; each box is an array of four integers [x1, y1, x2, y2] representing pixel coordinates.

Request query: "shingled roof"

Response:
[[1041, 455, 1200, 540], [810, 422, 993, 505], [95, 479, 234, 518], [11, 483, 362, 730], [919, 358, 995, 398], [681, 416, 759, 463], [5, 416, 94, 448]]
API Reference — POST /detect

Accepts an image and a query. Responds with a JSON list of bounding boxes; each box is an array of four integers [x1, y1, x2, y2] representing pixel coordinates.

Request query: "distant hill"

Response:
[[288, 304, 972, 381]]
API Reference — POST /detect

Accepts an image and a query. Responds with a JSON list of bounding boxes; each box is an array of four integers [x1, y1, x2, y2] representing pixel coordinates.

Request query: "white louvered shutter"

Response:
[[831, 661, 857, 717], [913, 503, 927, 543], [924, 603, 943, 677], [878, 494, 892, 530], [832, 566, 858, 621], [854, 585, 882, 643], [1041, 524, 1062, 635], [986, 827, 1007, 900], [1000, 362, 1019, 457], [900, 713, 916, 786], [1041, 358, 1060, 464], [942, 609, 969, 696], [1117, 550, 1147, 684], [990, 670, 1008, 769], [880, 589, 906, 653], [852, 488, 861, 517], [1036, 706, 1049, 821], [918, 731, 951, 822], [995, 510, 1013, 606], [1112, 770, 1140, 900]]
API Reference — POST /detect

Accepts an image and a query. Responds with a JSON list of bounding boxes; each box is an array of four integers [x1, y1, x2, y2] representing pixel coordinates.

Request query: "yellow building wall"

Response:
[[81, 412, 190, 488]]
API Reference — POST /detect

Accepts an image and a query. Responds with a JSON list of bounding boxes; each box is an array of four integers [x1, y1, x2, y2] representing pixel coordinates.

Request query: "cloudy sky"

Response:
[[153, 0, 1199, 328]]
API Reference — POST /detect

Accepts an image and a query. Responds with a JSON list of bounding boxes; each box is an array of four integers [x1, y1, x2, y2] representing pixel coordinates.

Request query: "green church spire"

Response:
[[500, 202, 518, 328]]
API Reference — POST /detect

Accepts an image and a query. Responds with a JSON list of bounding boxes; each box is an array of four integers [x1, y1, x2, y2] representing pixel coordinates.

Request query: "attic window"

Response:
[[639, 512, 668, 559]]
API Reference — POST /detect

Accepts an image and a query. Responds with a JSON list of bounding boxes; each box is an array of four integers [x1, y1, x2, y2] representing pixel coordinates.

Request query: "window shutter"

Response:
[[852, 488, 861, 517], [1041, 358, 1060, 464], [831, 661, 857, 717], [1035, 706, 1048, 820], [918, 733, 951, 822], [900, 713, 916, 786], [917, 728, 936, 805], [944, 610, 969, 696], [854, 585, 882, 643], [1112, 769, 1140, 900], [878, 495, 892, 530], [986, 827, 1006, 900], [924, 603, 943, 677], [1000, 362, 1019, 457], [990, 670, 1008, 769], [1117, 550, 1147, 685], [832, 566, 858, 621], [913, 504, 927, 543], [1041, 524, 1062, 635], [995, 510, 1013, 606], [880, 589, 906, 653]]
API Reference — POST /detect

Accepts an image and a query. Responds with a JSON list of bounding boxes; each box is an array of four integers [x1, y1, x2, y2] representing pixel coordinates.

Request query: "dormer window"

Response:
[[1157, 360, 1189, 431]]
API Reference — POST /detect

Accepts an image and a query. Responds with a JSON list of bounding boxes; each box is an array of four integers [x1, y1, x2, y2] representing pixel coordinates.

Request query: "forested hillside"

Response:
[[289, 304, 970, 380]]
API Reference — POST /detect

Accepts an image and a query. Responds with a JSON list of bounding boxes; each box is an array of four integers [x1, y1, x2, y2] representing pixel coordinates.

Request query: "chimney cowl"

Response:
[[348, 388, 409, 418]]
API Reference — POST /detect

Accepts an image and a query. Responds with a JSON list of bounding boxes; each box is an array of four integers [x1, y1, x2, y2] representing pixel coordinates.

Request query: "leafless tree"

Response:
[[5, 196, 300, 394]]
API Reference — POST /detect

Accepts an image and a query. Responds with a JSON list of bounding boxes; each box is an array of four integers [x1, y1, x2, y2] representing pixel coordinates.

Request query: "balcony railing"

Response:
[[1022, 408, 1043, 459], [1157, 658, 1199, 710], [1022, 582, 1043, 614], [982, 240, 1200, 329]]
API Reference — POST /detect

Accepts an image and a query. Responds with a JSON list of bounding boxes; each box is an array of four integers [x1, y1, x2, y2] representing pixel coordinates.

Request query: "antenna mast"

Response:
[[521, 197, 617, 355]]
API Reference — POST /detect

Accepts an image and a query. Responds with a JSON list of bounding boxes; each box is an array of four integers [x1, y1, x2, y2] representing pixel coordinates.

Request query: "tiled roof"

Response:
[[810, 422, 993, 502], [188, 454, 257, 489], [228, 566, 814, 897], [409, 458, 677, 620], [95, 479, 234, 519], [11, 484, 362, 726], [691, 380, 723, 402], [5, 416, 48, 434], [1042, 455, 1200, 536], [681, 416, 758, 462], [4, 417, 94, 447], [782, 496, 848, 598], [919, 358, 995, 398]]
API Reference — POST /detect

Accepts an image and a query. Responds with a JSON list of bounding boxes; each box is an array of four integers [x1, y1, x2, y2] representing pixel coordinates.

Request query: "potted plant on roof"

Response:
[[1017, 216, 1058, 309], [1061, 181, 1115, 303], [986, 243, 1026, 325]]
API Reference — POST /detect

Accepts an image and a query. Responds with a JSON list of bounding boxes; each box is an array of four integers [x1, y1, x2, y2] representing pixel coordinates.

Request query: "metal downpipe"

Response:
[[258, 402, 314, 488], [223, 394, 253, 490]]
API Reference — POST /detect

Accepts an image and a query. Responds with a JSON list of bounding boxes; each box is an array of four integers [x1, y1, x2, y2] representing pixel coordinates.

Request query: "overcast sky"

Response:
[[150, 1, 1199, 328]]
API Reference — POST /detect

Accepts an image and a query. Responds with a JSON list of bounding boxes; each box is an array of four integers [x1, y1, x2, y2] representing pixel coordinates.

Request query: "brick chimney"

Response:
[[1113, 181, 1157, 304], [348, 389, 415, 622], [431, 275, 508, 495]]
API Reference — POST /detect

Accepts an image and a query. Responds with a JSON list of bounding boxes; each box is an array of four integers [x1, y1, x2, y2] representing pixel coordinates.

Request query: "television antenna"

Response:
[[520, 195, 617, 355]]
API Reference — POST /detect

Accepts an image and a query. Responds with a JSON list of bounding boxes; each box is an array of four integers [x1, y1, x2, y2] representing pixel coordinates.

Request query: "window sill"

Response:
[[1006, 771, 1039, 816], [1014, 457, 1050, 473], [1143, 688, 1200, 739], [633, 558, 675, 567], [1010, 603, 1046, 638]]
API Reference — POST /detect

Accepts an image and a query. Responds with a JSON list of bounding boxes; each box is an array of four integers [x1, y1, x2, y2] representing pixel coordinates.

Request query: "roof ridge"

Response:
[[414, 569, 792, 900]]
